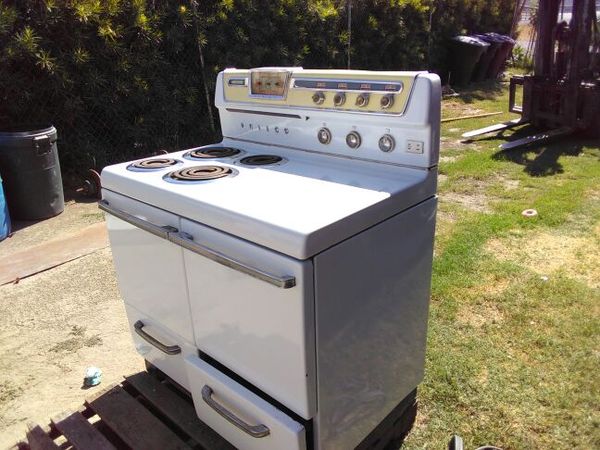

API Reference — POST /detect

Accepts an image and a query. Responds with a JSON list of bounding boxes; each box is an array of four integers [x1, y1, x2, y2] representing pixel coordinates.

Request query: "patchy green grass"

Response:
[[403, 81, 600, 449]]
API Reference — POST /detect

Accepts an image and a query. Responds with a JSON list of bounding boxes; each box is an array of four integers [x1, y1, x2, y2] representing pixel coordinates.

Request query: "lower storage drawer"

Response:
[[125, 304, 193, 391], [185, 356, 307, 450]]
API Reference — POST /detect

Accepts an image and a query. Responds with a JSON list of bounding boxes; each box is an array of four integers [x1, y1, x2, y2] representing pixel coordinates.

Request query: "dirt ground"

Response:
[[0, 198, 143, 448]]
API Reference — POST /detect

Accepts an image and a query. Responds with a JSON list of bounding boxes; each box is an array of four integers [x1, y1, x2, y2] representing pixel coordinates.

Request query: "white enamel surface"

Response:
[[103, 190, 194, 343], [124, 303, 195, 391], [181, 218, 316, 419], [101, 151, 434, 259], [313, 198, 437, 449], [185, 356, 306, 450]]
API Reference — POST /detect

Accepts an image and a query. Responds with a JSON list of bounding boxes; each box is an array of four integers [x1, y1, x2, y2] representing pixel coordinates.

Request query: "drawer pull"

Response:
[[202, 385, 270, 438], [134, 320, 181, 355]]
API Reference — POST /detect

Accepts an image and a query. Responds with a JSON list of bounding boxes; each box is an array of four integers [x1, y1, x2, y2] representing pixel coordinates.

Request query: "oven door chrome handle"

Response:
[[133, 320, 181, 355], [170, 232, 296, 289], [99, 200, 178, 239], [201, 385, 270, 438]]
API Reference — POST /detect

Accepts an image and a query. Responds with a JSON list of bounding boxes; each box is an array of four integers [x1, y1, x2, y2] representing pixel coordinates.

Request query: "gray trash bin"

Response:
[[449, 36, 490, 86]]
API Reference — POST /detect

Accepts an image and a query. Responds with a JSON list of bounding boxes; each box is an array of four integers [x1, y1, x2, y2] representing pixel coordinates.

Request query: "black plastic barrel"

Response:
[[471, 34, 503, 82], [0, 125, 64, 220], [486, 33, 516, 79], [449, 36, 490, 86]]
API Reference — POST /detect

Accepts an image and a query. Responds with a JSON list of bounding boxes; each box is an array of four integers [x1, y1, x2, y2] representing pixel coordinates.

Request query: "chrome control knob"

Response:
[[317, 127, 332, 145], [378, 134, 395, 152], [380, 94, 395, 109], [356, 93, 370, 107], [346, 131, 361, 149], [333, 92, 346, 107], [312, 91, 325, 105]]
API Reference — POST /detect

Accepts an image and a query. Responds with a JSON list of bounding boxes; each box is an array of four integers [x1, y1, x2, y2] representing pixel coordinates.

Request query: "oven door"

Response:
[[101, 190, 193, 344], [175, 218, 316, 420]]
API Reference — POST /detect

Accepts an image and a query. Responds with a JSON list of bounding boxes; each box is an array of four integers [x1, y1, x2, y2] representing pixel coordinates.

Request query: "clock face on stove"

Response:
[[250, 70, 290, 97]]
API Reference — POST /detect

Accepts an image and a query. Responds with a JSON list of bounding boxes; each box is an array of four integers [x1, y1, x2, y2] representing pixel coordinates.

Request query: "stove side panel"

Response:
[[313, 197, 437, 449]]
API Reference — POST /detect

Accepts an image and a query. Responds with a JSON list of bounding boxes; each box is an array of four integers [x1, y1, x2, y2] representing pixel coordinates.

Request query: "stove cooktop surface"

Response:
[[102, 144, 435, 259]]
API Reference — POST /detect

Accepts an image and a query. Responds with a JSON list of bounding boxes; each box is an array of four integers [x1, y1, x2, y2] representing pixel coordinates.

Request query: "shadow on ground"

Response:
[[9, 188, 97, 233], [491, 129, 599, 176], [465, 123, 599, 177]]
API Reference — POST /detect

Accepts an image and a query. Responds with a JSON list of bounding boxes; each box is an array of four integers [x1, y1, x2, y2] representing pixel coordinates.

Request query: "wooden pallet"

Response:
[[18, 371, 235, 450], [17, 369, 417, 450]]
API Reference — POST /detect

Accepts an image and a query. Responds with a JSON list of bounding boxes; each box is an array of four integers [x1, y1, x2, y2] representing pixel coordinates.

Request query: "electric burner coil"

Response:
[[184, 147, 242, 160], [238, 155, 284, 166], [127, 158, 181, 171], [164, 165, 236, 183]]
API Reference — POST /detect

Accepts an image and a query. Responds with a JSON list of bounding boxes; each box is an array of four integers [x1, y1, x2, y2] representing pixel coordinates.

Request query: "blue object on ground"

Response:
[[83, 367, 102, 387], [0, 173, 10, 241]]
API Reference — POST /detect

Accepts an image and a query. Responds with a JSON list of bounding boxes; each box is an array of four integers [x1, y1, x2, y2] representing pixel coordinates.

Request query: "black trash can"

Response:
[[449, 36, 490, 86], [486, 33, 516, 79], [0, 125, 64, 220], [471, 33, 503, 82]]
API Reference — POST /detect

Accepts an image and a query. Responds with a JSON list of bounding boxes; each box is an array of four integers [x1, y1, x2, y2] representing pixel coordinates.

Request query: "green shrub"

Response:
[[0, 0, 515, 175]]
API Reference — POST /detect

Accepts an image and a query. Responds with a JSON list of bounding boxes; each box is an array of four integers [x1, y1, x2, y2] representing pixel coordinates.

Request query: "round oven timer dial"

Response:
[[346, 131, 361, 149], [356, 93, 370, 107], [317, 127, 332, 145], [312, 91, 326, 105], [378, 134, 395, 152], [333, 92, 346, 107], [380, 94, 395, 109]]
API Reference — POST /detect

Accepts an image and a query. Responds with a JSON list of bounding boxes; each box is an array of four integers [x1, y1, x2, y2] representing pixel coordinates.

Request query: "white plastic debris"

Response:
[[521, 209, 538, 218], [83, 367, 102, 387]]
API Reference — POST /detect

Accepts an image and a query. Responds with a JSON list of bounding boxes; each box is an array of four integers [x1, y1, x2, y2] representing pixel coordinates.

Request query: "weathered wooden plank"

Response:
[[26, 424, 59, 450], [0, 222, 108, 285], [86, 385, 189, 450], [125, 372, 234, 450], [461, 118, 525, 138], [51, 411, 115, 450], [441, 111, 502, 123]]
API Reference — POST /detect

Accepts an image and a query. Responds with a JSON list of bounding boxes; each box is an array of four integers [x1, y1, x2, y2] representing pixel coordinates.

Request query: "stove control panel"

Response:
[[222, 68, 421, 115], [217, 68, 441, 169]]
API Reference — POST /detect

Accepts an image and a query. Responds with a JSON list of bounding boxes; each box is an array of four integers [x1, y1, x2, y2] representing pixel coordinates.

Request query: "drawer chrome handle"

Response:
[[134, 321, 181, 355], [170, 232, 296, 289], [201, 385, 270, 438], [99, 200, 178, 239]]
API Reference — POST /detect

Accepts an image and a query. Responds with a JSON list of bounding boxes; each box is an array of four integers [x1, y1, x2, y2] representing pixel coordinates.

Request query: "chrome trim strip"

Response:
[[100, 200, 296, 289], [98, 200, 177, 239], [202, 385, 270, 438], [170, 231, 296, 289], [225, 108, 302, 119]]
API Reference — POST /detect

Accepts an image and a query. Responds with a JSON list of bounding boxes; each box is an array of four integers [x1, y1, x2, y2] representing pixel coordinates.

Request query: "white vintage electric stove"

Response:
[[100, 67, 440, 450]]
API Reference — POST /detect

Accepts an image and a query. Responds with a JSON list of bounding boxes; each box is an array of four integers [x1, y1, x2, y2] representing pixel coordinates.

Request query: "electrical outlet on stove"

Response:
[[406, 140, 424, 154]]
